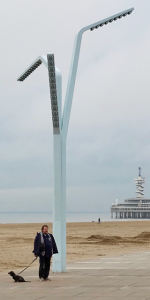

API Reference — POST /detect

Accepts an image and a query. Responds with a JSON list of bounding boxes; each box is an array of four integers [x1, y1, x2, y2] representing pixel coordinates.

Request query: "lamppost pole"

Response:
[[17, 7, 134, 273]]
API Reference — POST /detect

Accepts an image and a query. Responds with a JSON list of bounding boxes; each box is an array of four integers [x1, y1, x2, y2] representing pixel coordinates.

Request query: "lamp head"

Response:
[[17, 55, 61, 134], [47, 54, 60, 132], [17, 59, 42, 81], [90, 7, 134, 31]]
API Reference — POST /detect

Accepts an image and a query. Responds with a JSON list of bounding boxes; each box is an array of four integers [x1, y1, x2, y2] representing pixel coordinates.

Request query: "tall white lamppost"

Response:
[[17, 7, 134, 272]]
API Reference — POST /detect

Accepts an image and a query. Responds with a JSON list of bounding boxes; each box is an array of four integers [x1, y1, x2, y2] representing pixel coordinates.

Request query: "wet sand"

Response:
[[1, 221, 150, 272]]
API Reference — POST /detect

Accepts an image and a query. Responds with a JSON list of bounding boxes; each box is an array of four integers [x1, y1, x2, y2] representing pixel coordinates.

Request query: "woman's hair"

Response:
[[41, 225, 48, 231]]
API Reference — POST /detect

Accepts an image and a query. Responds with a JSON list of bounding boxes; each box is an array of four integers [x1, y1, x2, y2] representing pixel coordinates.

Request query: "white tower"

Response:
[[134, 167, 145, 198]]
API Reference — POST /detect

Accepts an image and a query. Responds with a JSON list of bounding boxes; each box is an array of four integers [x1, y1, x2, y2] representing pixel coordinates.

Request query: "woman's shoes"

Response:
[[39, 278, 45, 281], [39, 277, 51, 281]]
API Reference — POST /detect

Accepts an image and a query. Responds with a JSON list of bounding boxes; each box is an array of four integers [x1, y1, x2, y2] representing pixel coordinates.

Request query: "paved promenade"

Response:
[[1, 251, 150, 300]]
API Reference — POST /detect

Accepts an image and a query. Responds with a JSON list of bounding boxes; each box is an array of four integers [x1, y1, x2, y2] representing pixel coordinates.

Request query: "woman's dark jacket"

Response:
[[33, 232, 58, 257]]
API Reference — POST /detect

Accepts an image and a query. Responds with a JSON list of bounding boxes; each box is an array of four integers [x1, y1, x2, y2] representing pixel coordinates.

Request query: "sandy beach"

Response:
[[1, 221, 150, 272]]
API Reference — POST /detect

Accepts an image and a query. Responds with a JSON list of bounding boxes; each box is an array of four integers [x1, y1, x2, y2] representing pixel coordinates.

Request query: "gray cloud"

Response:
[[0, 0, 150, 213]]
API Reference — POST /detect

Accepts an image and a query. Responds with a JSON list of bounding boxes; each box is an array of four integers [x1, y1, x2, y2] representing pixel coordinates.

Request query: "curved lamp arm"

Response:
[[62, 7, 134, 137]]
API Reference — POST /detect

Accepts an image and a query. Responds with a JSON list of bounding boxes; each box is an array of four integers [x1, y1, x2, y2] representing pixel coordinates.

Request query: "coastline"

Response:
[[1, 211, 150, 224]]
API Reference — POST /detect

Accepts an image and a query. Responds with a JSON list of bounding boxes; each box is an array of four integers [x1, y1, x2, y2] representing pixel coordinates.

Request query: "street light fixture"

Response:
[[17, 7, 134, 272]]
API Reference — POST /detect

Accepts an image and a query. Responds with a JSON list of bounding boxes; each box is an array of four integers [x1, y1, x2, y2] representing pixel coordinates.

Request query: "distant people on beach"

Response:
[[92, 218, 101, 223]]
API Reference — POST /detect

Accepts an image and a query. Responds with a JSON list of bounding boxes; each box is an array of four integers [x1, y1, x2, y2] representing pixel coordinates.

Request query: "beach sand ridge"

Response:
[[1, 221, 150, 272]]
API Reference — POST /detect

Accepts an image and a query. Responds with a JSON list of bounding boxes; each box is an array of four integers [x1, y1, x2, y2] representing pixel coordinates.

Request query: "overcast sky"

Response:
[[0, 0, 150, 213]]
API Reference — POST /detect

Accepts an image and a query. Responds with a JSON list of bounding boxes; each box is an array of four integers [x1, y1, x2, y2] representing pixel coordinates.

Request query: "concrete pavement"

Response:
[[1, 251, 150, 299]]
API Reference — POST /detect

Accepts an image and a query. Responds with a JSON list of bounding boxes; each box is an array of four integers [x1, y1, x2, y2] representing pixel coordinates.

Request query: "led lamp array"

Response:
[[47, 54, 59, 129], [90, 10, 132, 31], [18, 59, 42, 81]]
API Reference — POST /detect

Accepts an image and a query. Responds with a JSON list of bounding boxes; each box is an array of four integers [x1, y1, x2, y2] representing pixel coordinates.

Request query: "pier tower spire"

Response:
[[134, 167, 145, 198]]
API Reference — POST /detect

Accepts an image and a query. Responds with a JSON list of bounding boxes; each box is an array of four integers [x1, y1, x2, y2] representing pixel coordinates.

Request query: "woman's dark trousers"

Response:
[[39, 255, 51, 279]]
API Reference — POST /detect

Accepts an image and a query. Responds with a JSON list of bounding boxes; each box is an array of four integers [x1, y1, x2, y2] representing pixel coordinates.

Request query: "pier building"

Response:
[[111, 168, 150, 219]]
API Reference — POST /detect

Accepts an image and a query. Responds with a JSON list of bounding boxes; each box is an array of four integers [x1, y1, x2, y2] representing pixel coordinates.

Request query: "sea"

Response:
[[0, 212, 148, 224]]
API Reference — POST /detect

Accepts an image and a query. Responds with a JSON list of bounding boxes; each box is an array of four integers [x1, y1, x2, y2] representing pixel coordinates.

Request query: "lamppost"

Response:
[[17, 7, 134, 272]]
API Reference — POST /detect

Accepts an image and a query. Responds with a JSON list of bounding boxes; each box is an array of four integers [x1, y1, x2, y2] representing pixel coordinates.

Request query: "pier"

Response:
[[111, 168, 150, 219]]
